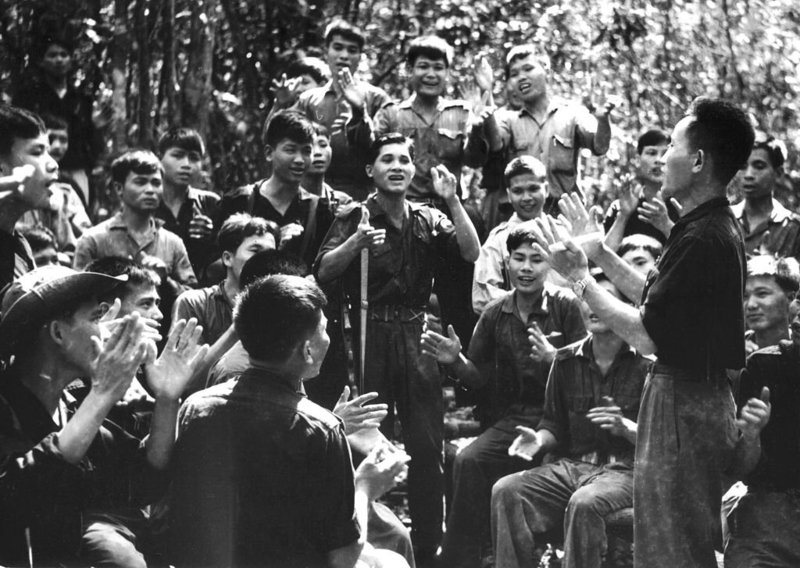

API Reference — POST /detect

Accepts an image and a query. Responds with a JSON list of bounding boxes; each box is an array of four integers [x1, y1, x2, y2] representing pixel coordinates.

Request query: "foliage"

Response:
[[1, 0, 799, 206]]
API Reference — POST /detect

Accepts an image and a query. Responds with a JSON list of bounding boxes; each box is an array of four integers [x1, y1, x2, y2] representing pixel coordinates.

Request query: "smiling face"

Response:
[[744, 275, 790, 334], [508, 242, 549, 295], [409, 55, 448, 99], [507, 172, 548, 221], [161, 146, 202, 189], [120, 282, 163, 325], [739, 148, 779, 202], [117, 170, 163, 214], [507, 55, 548, 104], [0, 132, 59, 209], [637, 144, 668, 186], [366, 142, 415, 194], [266, 138, 312, 184], [326, 34, 361, 75]]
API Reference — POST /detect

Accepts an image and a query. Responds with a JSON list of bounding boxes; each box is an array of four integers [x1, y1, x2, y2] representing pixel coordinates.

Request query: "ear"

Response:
[[113, 181, 123, 195], [221, 250, 234, 269], [692, 149, 705, 173], [302, 339, 314, 365], [264, 145, 274, 163], [365, 164, 374, 179], [48, 320, 66, 346], [542, 181, 549, 197]]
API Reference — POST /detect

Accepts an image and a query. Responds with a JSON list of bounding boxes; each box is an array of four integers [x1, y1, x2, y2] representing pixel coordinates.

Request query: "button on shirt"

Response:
[[73, 212, 197, 287], [538, 337, 650, 466], [467, 286, 587, 426], [494, 98, 605, 198], [369, 96, 487, 199], [730, 198, 800, 259], [640, 197, 746, 372]]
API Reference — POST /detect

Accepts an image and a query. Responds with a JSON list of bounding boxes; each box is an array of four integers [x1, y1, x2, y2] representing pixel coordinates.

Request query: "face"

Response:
[[54, 299, 108, 376], [33, 246, 59, 267], [366, 142, 415, 194], [580, 280, 622, 335], [40, 43, 72, 79], [308, 134, 332, 175], [120, 283, 163, 324], [659, 116, 697, 202], [637, 144, 668, 186], [224, 233, 276, 283], [744, 275, 791, 333], [408, 56, 448, 98], [621, 247, 657, 276], [266, 138, 312, 183], [789, 300, 800, 347], [508, 242, 549, 295], [507, 55, 548, 103], [47, 129, 69, 163], [507, 173, 547, 221], [296, 74, 322, 94], [303, 311, 330, 379], [739, 148, 779, 201], [326, 34, 361, 74], [117, 170, 163, 213], [0, 133, 59, 209], [161, 146, 202, 188]]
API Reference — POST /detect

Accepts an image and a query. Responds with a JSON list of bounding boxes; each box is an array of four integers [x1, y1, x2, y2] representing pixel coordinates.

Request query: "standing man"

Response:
[[731, 132, 800, 259], [278, 20, 391, 201], [488, 45, 616, 213], [315, 133, 480, 563], [531, 97, 755, 567]]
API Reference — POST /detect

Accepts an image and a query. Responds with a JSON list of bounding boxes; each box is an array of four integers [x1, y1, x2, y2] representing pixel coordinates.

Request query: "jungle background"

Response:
[[1, 0, 799, 210]]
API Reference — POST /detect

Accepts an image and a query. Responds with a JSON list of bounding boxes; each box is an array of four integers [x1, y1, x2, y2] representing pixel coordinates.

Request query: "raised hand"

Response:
[[338, 68, 365, 113], [188, 214, 214, 240], [279, 223, 305, 249], [508, 425, 543, 460], [420, 324, 463, 364], [355, 442, 411, 501], [91, 312, 150, 403], [473, 53, 494, 94], [530, 216, 590, 283], [556, 193, 604, 260], [0, 165, 35, 201], [736, 386, 771, 440], [638, 197, 674, 237], [528, 322, 557, 364], [333, 386, 389, 435], [431, 165, 458, 202], [617, 174, 639, 218], [598, 94, 624, 117], [271, 73, 303, 108], [146, 318, 209, 402]]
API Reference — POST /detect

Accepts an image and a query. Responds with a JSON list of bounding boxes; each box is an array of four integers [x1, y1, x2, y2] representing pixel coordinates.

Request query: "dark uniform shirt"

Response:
[[730, 198, 800, 260], [172, 282, 233, 346], [0, 373, 155, 566], [538, 337, 650, 466], [314, 195, 457, 309], [170, 369, 360, 568], [640, 197, 746, 372], [0, 229, 35, 306], [154, 186, 222, 282], [736, 340, 800, 492], [219, 183, 335, 270], [467, 287, 586, 425]]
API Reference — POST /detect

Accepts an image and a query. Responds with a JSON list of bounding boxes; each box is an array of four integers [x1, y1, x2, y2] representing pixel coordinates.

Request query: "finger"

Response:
[[350, 391, 381, 407], [360, 207, 370, 226], [447, 324, 459, 341], [761, 386, 770, 405], [338, 386, 351, 406], [669, 197, 683, 214], [166, 318, 187, 351], [187, 343, 210, 370]]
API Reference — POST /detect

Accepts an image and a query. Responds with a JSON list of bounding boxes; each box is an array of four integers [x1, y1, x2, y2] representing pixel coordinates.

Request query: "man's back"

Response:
[[170, 369, 360, 567]]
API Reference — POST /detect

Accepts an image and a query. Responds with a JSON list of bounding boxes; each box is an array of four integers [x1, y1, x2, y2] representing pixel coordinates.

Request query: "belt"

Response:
[[651, 362, 728, 383], [368, 305, 426, 324]]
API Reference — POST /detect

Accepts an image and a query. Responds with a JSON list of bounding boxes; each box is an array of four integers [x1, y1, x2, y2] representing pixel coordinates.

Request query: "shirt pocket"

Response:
[[566, 393, 593, 415], [549, 134, 576, 174], [436, 128, 465, 163]]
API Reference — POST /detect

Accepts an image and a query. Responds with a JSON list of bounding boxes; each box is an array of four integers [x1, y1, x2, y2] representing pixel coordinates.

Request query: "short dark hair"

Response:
[[0, 104, 46, 157], [407, 36, 453, 68], [506, 220, 541, 254], [505, 45, 550, 79], [40, 113, 69, 133], [84, 256, 161, 304], [240, 249, 306, 289], [262, 110, 314, 148], [217, 213, 280, 254], [751, 131, 785, 170], [747, 255, 800, 296], [157, 127, 206, 157], [637, 129, 669, 155], [235, 274, 327, 362], [286, 57, 331, 85], [368, 132, 414, 165], [20, 226, 56, 252], [110, 150, 163, 184], [311, 122, 330, 139], [324, 19, 365, 50], [503, 156, 546, 187], [685, 97, 755, 185], [618, 234, 663, 261]]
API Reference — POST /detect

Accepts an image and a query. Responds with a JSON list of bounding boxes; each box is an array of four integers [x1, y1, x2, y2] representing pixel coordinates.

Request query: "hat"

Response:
[[0, 266, 127, 361]]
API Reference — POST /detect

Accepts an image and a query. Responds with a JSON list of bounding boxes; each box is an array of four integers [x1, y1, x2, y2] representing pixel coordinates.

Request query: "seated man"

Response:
[[743, 255, 800, 354], [491, 272, 651, 568], [0, 265, 205, 567], [725, 299, 795, 567], [473, 156, 549, 314], [169, 274, 409, 568], [422, 221, 586, 568]]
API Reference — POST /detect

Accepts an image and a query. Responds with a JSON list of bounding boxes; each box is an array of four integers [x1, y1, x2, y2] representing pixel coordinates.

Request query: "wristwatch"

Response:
[[571, 274, 595, 299]]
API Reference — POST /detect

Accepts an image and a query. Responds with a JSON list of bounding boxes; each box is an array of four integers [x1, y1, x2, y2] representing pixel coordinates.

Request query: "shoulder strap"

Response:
[[298, 194, 320, 261], [246, 181, 267, 215]]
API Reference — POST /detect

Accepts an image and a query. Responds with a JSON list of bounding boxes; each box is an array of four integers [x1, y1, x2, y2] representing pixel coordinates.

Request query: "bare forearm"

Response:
[[145, 398, 180, 470], [582, 279, 657, 354], [56, 391, 117, 464], [447, 197, 480, 262], [447, 353, 486, 389], [317, 238, 361, 283], [618, 418, 638, 445], [603, 212, 630, 252], [594, 116, 611, 154], [592, 245, 646, 304]]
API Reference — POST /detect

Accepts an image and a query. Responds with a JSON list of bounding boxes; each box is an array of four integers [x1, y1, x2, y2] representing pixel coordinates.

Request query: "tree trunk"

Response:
[[181, 0, 217, 141], [135, 0, 154, 148], [110, 0, 130, 151]]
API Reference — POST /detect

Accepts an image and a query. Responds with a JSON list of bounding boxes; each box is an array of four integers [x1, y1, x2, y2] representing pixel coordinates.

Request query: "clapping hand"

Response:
[[736, 387, 771, 440], [334, 386, 389, 435], [146, 318, 209, 402], [338, 68, 366, 114], [420, 324, 463, 364], [508, 426, 543, 461], [528, 322, 557, 364], [271, 73, 304, 108]]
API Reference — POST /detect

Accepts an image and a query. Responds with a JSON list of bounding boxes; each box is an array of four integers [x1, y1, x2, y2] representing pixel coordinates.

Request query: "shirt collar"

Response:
[[364, 194, 410, 221], [108, 211, 164, 231], [674, 196, 730, 229], [576, 335, 637, 361], [731, 198, 793, 224], [500, 287, 551, 319], [518, 97, 563, 121]]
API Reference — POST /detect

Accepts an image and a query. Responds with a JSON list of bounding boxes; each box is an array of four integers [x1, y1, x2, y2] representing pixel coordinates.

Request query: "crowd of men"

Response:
[[0, 16, 796, 568]]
